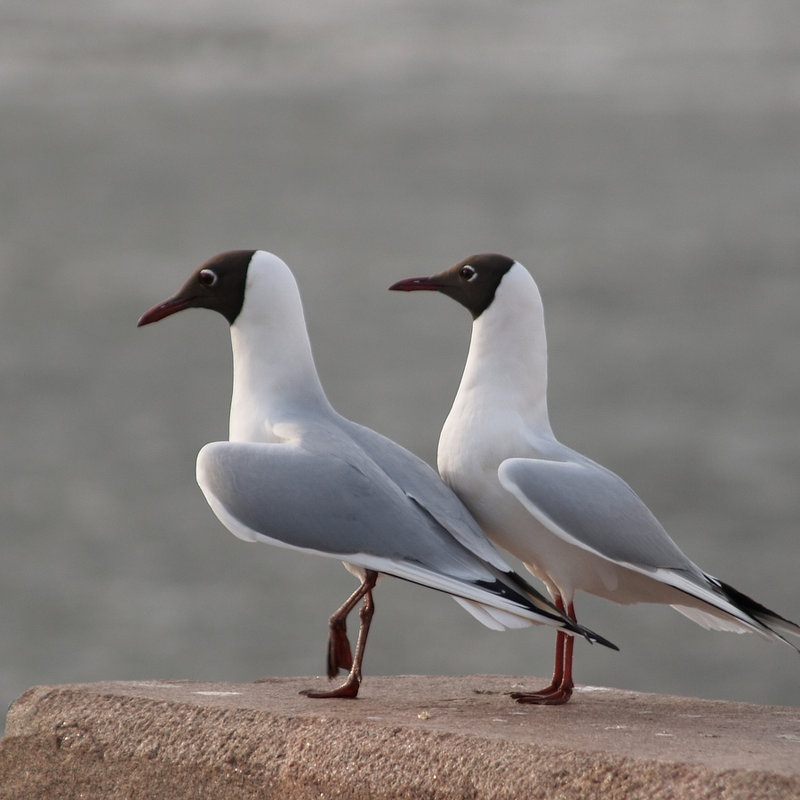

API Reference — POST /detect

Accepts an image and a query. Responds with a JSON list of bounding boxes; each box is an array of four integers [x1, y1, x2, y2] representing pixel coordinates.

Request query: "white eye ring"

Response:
[[199, 269, 218, 287], [459, 265, 478, 282]]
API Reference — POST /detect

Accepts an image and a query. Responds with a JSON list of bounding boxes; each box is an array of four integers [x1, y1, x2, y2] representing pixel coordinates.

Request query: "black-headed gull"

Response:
[[391, 252, 800, 704], [137, 250, 616, 699]]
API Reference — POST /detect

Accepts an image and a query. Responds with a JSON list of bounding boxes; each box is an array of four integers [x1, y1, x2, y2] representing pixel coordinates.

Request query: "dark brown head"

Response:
[[389, 253, 515, 319], [137, 250, 255, 327]]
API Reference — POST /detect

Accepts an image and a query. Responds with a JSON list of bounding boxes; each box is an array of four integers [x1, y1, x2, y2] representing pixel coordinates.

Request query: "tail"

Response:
[[716, 579, 800, 651], [672, 574, 800, 653]]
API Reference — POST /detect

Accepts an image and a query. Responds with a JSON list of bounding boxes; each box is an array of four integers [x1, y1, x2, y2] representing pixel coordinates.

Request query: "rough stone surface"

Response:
[[1, 675, 799, 799]]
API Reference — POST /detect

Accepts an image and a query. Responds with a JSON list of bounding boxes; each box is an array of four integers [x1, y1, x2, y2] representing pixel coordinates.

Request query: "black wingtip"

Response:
[[475, 574, 619, 651], [714, 578, 800, 650], [580, 627, 620, 651]]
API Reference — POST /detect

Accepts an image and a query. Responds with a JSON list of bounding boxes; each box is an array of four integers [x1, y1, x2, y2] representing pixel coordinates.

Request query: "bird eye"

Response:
[[198, 269, 218, 287], [459, 265, 477, 282]]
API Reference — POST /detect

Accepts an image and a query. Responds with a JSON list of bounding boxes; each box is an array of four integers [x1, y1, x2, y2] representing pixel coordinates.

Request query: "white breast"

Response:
[[436, 262, 627, 602]]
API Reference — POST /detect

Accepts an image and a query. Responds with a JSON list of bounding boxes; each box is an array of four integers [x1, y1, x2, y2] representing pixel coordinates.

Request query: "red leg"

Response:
[[512, 599, 576, 706], [301, 570, 378, 699], [324, 580, 377, 678]]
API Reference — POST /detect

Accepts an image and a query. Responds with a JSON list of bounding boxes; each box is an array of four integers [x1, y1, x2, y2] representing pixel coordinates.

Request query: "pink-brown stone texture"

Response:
[[2, 675, 799, 799]]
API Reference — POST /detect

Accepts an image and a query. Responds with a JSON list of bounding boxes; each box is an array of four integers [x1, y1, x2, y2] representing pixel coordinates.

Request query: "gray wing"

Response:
[[499, 455, 800, 646], [198, 437, 505, 584], [341, 418, 510, 570], [498, 456, 704, 577]]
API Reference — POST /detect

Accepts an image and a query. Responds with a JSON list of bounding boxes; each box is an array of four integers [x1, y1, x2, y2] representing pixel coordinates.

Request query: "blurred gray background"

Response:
[[2, 1, 799, 727]]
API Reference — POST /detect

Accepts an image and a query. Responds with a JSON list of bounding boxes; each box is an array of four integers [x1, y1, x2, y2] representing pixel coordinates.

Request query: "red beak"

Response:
[[137, 295, 194, 327], [388, 276, 444, 292]]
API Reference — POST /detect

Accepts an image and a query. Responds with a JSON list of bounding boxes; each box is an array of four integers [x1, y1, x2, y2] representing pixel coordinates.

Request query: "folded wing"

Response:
[[498, 456, 800, 645]]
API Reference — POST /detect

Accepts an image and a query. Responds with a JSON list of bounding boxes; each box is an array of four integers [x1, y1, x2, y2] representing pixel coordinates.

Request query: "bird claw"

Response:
[[326, 622, 354, 678], [511, 686, 573, 705], [300, 678, 360, 699]]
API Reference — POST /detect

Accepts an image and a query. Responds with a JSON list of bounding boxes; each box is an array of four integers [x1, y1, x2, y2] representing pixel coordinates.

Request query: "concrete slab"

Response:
[[2, 676, 799, 799]]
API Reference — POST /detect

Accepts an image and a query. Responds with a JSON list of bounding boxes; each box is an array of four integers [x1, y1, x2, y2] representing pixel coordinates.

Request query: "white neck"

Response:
[[452, 262, 552, 436], [228, 253, 333, 442]]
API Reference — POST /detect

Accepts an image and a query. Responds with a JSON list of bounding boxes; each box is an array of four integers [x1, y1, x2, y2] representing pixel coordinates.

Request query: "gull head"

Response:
[[389, 253, 517, 320], [137, 250, 297, 328]]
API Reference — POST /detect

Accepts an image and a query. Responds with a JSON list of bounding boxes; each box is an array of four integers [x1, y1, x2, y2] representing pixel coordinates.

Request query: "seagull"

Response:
[[137, 249, 616, 699], [390, 253, 800, 704]]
